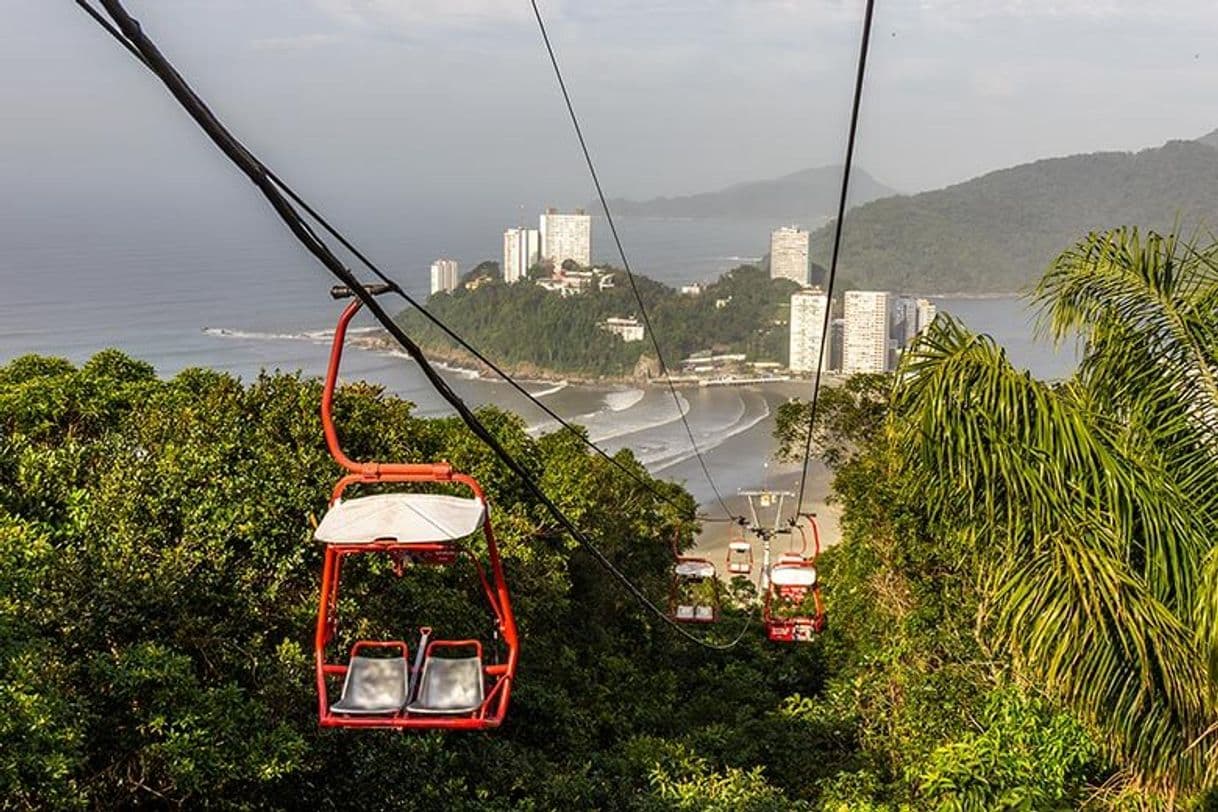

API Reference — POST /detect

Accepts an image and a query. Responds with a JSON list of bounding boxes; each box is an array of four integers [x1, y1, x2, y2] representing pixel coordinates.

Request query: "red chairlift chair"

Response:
[[669, 556, 720, 624], [313, 286, 519, 730], [763, 514, 826, 643], [725, 533, 753, 577]]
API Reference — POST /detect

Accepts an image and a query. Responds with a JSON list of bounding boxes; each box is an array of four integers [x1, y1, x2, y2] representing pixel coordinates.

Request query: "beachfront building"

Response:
[[601, 316, 645, 342], [770, 226, 809, 286], [540, 208, 592, 269], [891, 296, 920, 347], [842, 290, 891, 374], [916, 298, 937, 335], [788, 288, 829, 373], [429, 258, 459, 295], [502, 227, 540, 284], [829, 318, 845, 372]]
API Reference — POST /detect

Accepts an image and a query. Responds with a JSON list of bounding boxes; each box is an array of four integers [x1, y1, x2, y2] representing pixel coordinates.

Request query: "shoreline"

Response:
[[355, 333, 642, 386], [356, 332, 825, 390]]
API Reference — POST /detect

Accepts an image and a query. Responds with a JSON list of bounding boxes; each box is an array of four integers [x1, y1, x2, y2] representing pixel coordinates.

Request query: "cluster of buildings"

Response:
[[430, 207, 640, 343], [430, 208, 594, 295], [502, 208, 592, 283], [432, 214, 934, 375], [789, 286, 936, 375], [767, 226, 936, 374]]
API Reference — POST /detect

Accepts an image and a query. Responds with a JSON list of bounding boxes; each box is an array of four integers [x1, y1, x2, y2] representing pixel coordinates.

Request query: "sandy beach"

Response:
[[692, 457, 841, 566]]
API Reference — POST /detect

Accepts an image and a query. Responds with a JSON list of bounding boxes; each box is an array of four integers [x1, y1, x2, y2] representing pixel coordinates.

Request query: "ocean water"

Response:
[[0, 206, 1074, 506]]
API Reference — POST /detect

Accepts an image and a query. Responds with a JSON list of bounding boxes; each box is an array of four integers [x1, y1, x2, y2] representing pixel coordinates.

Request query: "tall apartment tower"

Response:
[[891, 296, 920, 347], [429, 258, 459, 295], [842, 290, 891, 374], [788, 288, 829, 374], [539, 208, 592, 269], [915, 298, 937, 334], [503, 227, 540, 284], [769, 226, 810, 285], [829, 318, 845, 372]]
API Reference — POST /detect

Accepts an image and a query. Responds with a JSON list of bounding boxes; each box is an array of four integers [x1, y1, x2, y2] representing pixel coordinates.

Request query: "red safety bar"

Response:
[[313, 294, 519, 730]]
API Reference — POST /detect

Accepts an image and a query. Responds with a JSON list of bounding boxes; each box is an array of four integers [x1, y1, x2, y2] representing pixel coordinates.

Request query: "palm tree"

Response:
[[892, 227, 1218, 800]]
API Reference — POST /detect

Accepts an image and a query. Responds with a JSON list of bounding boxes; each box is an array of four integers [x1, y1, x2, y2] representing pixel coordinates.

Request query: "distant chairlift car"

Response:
[[726, 536, 753, 577], [763, 514, 826, 643], [313, 285, 519, 730], [669, 556, 720, 623]]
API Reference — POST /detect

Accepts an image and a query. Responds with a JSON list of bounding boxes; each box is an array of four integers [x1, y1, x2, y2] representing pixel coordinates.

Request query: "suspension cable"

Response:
[[529, 1, 738, 522], [72, 2, 737, 531], [77, 0, 749, 649], [792, 0, 878, 521], [78, 0, 738, 526]]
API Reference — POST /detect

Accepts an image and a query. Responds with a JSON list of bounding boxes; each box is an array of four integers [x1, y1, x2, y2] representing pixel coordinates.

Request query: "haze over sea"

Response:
[[0, 197, 1075, 507]]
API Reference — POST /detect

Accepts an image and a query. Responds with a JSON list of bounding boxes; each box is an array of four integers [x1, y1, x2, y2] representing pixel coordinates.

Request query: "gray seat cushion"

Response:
[[331, 656, 409, 715], [405, 656, 484, 715]]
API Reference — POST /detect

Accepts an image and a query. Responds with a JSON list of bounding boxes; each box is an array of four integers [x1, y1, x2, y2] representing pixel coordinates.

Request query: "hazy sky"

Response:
[[3, 1, 1218, 221]]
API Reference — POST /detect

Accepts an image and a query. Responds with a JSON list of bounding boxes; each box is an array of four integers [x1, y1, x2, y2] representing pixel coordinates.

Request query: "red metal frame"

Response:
[[668, 555, 720, 624], [764, 514, 826, 643], [313, 296, 519, 730]]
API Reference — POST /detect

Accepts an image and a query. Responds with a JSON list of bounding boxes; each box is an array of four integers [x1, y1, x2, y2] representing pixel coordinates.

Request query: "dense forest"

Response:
[[4, 226, 1218, 808], [397, 265, 799, 378], [807, 135, 1218, 293]]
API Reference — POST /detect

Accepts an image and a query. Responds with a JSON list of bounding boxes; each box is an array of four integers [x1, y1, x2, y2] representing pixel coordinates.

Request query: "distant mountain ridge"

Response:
[[598, 166, 897, 221], [806, 134, 1218, 294]]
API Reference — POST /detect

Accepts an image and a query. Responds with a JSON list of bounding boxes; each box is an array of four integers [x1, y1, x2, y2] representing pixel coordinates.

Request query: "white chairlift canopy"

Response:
[[674, 560, 716, 579], [315, 493, 486, 544], [770, 564, 817, 587], [728, 541, 751, 553]]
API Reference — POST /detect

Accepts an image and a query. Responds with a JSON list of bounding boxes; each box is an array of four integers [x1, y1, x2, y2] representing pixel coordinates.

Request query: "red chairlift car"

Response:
[[669, 556, 720, 624], [726, 535, 753, 576], [313, 285, 519, 730], [763, 514, 826, 643]]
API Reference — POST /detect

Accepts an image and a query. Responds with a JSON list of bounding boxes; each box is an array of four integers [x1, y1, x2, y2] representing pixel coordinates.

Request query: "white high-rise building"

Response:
[[539, 208, 592, 269], [503, 227, 540, 284], [843, 290, 891, 374], [429, 258, 459, 295], [770, 226, 809, 285], [915, 298, 937, 335], [788, 288, 829, 374]]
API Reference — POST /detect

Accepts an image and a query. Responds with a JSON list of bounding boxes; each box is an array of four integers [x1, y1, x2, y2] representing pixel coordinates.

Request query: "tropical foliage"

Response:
[[778, 226, 1218, 805], [0, 351, 838, 809]]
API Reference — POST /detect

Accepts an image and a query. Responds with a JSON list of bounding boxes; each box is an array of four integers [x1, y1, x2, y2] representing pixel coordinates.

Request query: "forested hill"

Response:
[[397, 265, 799, 379], [808, 137, 1218, 293], [599, 166, 896, 221]]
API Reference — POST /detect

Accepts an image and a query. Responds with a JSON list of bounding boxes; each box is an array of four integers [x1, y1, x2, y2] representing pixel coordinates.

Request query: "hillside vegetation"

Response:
[[397, 265, 799, 379], [0, 350, 1108, 809], [811, 138, 1218, 293]]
